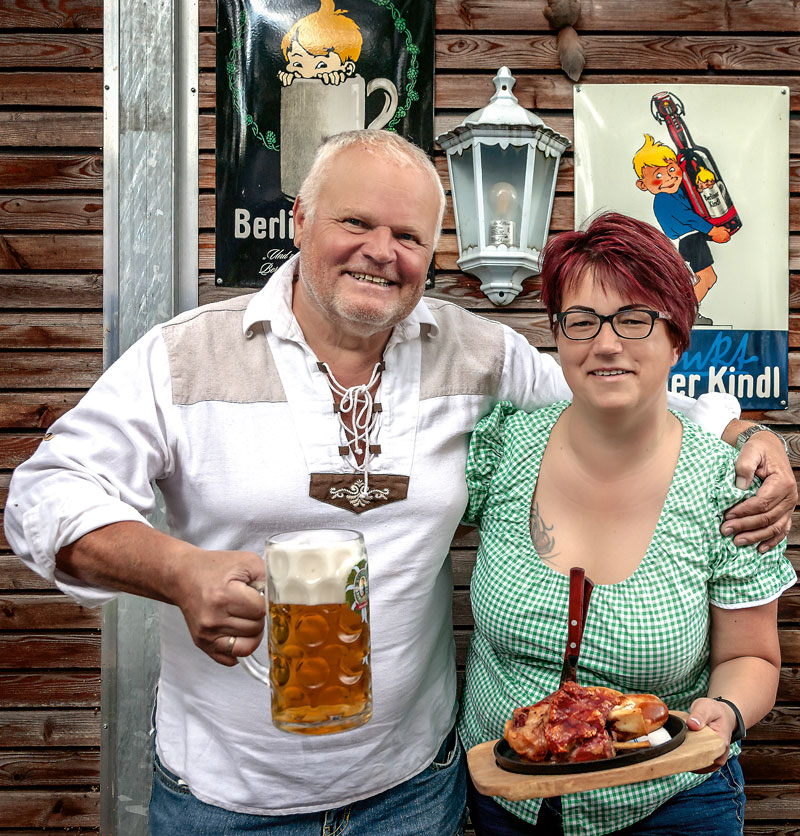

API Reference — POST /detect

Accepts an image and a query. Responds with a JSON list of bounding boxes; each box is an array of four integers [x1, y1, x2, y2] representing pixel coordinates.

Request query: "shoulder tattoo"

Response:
[[530, 501, 558, 561]]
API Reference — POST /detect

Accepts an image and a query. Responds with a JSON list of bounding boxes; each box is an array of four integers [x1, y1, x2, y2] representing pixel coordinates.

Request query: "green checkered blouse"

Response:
[[459, 401, 795, 836]]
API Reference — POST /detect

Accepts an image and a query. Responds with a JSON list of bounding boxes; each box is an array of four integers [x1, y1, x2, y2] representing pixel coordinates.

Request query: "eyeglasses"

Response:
[[552, 309, 671, 341]]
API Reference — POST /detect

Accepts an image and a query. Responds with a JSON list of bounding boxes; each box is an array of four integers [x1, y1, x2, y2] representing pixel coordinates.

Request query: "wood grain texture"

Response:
[[0, 433, 44, 470], [0, 234, 103, 269], [0, 312, 103, 348], [0, 33, 102, 67], [0, 709, 100, 746], [434, 72, 800, 112], [0, 0, 103, 29], [0, 633, 101, 668], [725, 707, 800, 741], [0, 556, 59, 590], [435, 33, 800, 73], [433, 0, 800, 32], [0, 113, 102, 148], [0, 672, 101, 707], [0, 789, 99, 827], [0, 749, 100, 786], [0, 830, 100, 835], [0, 352, 102, 389], [745, 785, 800, 820], [0, 154, 103, 190], [0, 273, 102, 308], [0, 392, 85, 429], [0, 594, 102, 630], [199, 30, 800, 72], [0, 196, 103, 231], [741, 746, 800, 781], [0, 71, 102, 106]]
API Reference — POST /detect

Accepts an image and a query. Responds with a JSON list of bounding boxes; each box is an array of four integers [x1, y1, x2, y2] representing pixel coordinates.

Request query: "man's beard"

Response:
[[298, 259, 421, 336]]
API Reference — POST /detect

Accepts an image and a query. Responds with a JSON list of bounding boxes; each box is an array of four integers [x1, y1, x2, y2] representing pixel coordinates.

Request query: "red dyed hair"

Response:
[[540, 212, 697, 353]]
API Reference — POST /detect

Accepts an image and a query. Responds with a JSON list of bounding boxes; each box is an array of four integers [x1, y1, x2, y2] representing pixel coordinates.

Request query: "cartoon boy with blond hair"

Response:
[[634, 133, 730, 325], [279, 0, 362, 87]]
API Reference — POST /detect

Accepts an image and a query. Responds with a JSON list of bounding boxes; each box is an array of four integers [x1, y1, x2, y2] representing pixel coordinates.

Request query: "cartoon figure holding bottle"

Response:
[[633, 91, 743, 326], [633, 134, 730, 326]]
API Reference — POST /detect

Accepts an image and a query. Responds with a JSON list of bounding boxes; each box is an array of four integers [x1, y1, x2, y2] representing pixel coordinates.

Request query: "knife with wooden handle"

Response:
[[560, 567, 594, 684]]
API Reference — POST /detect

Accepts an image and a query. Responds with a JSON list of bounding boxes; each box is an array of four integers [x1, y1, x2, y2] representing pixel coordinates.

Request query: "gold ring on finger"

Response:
[[226, 635, 237, 655]]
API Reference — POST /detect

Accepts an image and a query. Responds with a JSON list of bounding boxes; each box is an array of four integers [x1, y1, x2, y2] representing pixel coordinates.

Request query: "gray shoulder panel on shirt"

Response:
[[420, 301, 506, 400], [160, 296, 287, 405]]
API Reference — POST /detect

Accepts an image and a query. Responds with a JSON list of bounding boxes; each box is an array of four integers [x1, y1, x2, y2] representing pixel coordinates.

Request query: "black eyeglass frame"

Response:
[[551, 309, 672, 341]]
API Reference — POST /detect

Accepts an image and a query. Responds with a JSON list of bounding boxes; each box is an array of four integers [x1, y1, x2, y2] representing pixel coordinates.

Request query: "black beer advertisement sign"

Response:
[[215, 0, 435, 287]]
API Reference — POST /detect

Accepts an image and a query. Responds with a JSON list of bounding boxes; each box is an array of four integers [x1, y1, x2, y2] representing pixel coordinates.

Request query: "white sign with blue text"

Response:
[[573, 84, 789, 409]]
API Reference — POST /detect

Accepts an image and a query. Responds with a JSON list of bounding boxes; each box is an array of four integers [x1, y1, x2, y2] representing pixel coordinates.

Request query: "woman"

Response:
[[458, 212, 795, 836]]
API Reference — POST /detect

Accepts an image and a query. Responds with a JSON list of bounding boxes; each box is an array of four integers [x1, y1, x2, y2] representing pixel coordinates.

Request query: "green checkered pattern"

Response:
[[458, 401, 795, 836]]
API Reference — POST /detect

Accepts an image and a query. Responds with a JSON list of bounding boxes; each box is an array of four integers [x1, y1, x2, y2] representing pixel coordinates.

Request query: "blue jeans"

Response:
[[149, 727, 467, 836], [467, 756, 745, 836]]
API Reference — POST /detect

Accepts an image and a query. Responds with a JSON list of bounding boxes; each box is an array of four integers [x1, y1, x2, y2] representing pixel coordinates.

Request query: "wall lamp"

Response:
[[436, 67, 570, 306]]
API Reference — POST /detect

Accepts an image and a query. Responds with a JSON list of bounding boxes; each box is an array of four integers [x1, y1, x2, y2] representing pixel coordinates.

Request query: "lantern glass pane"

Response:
[[449, 146, 479, 252], [480, 144, 527, 250], [525, 149, 557, 252]]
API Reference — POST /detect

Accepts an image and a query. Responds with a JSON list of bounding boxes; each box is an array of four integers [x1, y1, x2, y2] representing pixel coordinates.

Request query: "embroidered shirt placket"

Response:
[[319, 361, 390, 508]]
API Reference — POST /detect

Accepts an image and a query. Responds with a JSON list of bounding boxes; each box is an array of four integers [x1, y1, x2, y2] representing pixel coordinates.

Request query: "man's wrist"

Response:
[[163, 538, 203, 608], [735, 423, 788, 454], [721, 418, 750, 448]]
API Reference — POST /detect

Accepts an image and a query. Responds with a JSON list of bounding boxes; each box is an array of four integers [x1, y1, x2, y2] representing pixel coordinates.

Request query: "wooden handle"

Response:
[[566, 567, 586, 656]]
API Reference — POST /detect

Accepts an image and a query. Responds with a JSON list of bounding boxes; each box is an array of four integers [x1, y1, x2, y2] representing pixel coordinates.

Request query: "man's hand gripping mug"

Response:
[[239, 529, 372, 735]]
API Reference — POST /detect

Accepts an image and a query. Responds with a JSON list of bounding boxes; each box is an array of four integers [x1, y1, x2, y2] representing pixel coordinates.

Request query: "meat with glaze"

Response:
[[503, 699, 552, 762], [503, 681, 669, 763]]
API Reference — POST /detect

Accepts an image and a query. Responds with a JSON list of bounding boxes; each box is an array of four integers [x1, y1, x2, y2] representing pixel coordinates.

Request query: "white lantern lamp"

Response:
[[436, 67, 570, 305]]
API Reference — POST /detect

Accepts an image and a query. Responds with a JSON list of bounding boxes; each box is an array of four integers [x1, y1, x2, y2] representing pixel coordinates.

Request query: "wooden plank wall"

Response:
[[0, 0, 103, 830], [0, 0, 798, 832]]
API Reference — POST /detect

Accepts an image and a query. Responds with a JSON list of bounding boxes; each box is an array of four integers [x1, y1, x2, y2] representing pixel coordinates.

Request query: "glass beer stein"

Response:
[[239, 529, 372, 735]]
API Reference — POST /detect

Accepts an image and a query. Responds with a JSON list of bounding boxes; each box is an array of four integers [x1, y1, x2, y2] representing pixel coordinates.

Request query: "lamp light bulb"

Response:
[[488, 181, 519, 220], [487, 181, 518, 248]]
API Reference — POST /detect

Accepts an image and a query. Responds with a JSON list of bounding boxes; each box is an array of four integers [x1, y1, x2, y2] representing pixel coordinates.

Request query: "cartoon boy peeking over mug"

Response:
[[279, 0, 362, 87]]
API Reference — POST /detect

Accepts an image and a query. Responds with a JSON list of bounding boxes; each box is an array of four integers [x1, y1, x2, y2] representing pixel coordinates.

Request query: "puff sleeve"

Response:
[[462, 401, 518, 527], [708, 455, 796, 609]]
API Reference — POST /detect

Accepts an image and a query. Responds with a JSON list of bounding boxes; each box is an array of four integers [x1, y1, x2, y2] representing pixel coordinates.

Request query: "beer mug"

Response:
[[239, 529, 372, 735], [280, 75, 399, 198]]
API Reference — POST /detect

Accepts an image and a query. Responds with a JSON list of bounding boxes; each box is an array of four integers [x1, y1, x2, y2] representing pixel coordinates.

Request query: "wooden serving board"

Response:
[[467, 712, 727, 800]]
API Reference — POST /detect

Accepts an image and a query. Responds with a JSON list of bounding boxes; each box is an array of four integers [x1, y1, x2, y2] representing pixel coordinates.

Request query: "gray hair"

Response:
[[296, 129, 446, 245]]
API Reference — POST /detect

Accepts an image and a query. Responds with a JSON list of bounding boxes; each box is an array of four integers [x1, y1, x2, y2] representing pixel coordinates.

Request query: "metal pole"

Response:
[[101, 0, 198, 829]]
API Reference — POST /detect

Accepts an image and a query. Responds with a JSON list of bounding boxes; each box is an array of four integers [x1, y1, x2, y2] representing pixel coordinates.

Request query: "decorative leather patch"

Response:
[[309, 473, 409, 513]]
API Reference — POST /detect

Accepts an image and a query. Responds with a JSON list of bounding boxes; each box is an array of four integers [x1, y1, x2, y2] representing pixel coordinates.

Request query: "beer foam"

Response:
[[267, 531, 366, 605]]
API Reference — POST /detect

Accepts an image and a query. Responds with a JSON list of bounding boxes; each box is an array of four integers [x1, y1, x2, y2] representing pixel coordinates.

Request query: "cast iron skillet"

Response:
[[494, 713, 687, 775]]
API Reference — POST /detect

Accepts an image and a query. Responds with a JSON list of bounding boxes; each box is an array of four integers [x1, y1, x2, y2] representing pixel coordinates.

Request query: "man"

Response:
[[5, 130, 794, 836]]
